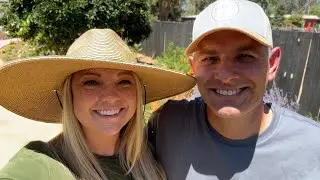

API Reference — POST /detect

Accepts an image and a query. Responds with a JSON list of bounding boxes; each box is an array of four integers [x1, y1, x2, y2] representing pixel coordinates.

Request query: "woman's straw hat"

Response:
[[0, 29, 195, 123]]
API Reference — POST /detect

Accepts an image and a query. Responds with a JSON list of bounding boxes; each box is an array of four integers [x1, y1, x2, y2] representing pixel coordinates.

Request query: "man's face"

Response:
[[190, 30, 280, 118]]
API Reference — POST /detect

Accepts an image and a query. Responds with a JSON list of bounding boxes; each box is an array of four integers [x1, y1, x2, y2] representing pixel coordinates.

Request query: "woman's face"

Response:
[[71, 68, 137, 136]]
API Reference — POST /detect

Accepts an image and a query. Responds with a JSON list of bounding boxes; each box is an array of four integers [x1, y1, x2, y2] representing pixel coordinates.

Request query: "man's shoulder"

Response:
[[278, 106, 320, 130], [150, 97, 204, 128], [275, 105, 320, 140]]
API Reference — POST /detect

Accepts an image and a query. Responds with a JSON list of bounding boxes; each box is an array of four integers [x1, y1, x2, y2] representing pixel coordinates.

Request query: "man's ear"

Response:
[[189, 55, 196, 74], [267, 47, 281, 82]]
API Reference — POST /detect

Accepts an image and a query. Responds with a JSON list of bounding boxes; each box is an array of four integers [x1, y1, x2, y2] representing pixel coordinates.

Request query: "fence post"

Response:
[[297, 38, 312, 104]]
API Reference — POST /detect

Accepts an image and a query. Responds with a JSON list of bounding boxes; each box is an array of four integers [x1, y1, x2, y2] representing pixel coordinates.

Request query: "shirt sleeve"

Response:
[[0, 148, 75, 180]]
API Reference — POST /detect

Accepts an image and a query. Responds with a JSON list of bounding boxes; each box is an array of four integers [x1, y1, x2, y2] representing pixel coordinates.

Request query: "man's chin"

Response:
[[215, 107, 242, 118]]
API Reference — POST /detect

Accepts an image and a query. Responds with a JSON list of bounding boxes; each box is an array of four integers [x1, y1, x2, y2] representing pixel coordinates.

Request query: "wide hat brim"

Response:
[[0, 56, 195, 123]]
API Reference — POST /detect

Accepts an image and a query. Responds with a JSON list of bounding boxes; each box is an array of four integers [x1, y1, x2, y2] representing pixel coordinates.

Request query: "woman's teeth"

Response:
[[96, 109, 121, 116]]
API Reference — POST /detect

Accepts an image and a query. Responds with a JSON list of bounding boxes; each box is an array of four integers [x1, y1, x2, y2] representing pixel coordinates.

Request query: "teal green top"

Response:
[[0, 141, 133, 180]]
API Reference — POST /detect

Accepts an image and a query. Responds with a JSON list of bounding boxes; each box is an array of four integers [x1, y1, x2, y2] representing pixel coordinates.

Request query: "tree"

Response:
[[185, 0, 275, 16], [271, 4, 286, 27], [309, 4, 320, 16], [188, 0, 216, 14], [251, 0, 269, 11], [0, 0, 153, 54], [153, 0, 182, 21]]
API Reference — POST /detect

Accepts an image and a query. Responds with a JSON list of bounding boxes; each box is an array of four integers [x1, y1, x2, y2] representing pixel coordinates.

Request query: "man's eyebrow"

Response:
[[195, 49, 218, 56], [236, 45, 260, 52], [203, 49, 218, 54]]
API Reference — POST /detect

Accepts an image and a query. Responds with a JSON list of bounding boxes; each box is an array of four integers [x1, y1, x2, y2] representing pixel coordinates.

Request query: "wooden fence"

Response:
[[142, 21, 320, 117]]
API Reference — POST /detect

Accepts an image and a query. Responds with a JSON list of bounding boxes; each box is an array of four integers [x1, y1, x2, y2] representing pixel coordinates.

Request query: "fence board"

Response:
[[299, 34, 320, 116], [141, 21, 320, 116], [273, 31, 313, 106]]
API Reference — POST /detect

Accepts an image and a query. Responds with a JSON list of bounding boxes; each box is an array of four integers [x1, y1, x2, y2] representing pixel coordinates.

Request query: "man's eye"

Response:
[[83, 80, 99, 86], [118, 80, 132, 86], [237, 54, 255, 61], [202, 57, 219, 64]]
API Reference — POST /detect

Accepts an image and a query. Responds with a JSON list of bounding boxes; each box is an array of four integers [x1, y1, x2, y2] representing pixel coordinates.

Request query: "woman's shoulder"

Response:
[[0, 141, 75, 180], [24, 141, 60, 160]]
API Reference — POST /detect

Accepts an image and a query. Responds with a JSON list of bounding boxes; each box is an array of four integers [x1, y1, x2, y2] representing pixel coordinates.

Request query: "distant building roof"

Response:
[[303, 15, 320, 20], [284, 14, 320, 20]]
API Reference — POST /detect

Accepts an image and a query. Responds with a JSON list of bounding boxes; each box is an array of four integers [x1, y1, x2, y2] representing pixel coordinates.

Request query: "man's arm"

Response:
[[147, 105, 164, 148]]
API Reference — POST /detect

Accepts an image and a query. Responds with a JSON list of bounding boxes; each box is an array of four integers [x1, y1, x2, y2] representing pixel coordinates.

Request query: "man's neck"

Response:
[[207, 104, 273, 140]]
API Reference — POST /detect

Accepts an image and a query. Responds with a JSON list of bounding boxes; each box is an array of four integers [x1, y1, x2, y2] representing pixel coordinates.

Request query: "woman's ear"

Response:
[[267, 47, 282, 82]]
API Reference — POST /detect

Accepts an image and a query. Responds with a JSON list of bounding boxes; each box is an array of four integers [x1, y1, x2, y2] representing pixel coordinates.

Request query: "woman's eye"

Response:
[[118, 80, 132, 86], [83, 80, 99, 86]]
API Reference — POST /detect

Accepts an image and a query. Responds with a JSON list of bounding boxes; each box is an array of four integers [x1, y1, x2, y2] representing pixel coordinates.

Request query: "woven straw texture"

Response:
[[0, 29, 195, 123]]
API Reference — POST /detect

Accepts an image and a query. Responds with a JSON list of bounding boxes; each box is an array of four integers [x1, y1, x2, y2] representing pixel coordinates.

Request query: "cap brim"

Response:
[[185, 27, 272, 55], [0, 56, 195, 123]]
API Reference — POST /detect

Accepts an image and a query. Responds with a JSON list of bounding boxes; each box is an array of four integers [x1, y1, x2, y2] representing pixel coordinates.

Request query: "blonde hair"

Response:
[[60, 73, 166, 180]]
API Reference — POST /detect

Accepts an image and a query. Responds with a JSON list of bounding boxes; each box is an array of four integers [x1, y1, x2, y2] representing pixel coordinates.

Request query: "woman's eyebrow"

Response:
[[117, 71, 133, 77], [81, 72, 101, 77]]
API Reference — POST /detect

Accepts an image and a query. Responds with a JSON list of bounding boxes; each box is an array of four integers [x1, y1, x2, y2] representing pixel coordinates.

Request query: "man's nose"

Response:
[[214, 59, 239, 83]]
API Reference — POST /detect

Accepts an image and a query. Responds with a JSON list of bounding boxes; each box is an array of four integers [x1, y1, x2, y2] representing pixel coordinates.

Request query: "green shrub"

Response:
[[0, 0, 153, 55], [284, 13, 304, 27], [156, 42, 190, 74], [309, 5, 320, 17], [270, 4, 285, 27], [144, 43, 193, 121]]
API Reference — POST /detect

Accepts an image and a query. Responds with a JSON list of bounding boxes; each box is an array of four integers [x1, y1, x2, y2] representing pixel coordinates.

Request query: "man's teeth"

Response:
[[215, 89, 241, 96], [97, 109, 120, 116]]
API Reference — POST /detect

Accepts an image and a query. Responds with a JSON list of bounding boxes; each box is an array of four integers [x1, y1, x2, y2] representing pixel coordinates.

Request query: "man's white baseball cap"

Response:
[[185, 0, 273, 55]]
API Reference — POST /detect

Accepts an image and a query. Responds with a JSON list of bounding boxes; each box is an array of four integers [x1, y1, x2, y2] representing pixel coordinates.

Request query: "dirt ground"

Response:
[[0, 39, 21, 49], [0, 106, 61, 168]]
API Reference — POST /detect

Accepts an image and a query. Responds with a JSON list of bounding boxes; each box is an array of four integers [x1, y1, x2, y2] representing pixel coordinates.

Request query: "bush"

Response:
[[144, 42, 193, 122], [309, 5, 320, 17], [156, 42, 190, 74], [263, 82, 299, 112], [271, 4, 285, 27], [0, 0, 153, 54], [284, 13, 304, 27]]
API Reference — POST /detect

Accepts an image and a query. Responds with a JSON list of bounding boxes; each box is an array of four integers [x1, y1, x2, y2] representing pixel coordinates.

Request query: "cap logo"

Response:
[[211, 0, 239, 22]]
